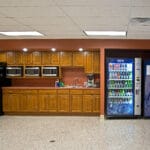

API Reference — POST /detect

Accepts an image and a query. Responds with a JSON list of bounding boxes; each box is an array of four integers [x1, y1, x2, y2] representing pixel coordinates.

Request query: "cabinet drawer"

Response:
[[22, 90, 38, 94], [57, 89, 69, 94], [70, 89, 83, 94], [83, 89, 100, 95], [3, 89, 24, 94], [39, 90, 57, 94]]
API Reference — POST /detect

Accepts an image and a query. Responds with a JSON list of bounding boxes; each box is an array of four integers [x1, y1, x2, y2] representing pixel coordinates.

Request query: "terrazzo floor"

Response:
[[0, 116, 150, 150]]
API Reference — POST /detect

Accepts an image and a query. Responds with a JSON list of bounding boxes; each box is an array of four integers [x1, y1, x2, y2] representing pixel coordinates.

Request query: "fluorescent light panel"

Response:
[[0, 31, 43, 36], [84, 31, 126, 36]]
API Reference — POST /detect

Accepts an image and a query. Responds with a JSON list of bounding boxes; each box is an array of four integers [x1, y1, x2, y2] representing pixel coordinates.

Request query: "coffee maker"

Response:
[[87, 74, 94, 87]]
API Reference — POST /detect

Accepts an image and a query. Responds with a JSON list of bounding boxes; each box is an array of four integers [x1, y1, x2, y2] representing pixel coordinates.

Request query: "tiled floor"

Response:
[[0, 116, 150, 150]]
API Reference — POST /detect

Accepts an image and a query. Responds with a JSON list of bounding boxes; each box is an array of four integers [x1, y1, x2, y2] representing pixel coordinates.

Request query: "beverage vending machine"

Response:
[[105, 58, 141, 118], [144, 60, 150, 118]]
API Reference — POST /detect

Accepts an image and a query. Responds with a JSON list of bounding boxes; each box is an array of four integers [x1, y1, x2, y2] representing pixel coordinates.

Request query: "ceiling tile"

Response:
[[131, 7, 150, 17], [132, 0, 150, 6], [55, 0, 130, 6], [127, 33, 150, 39], [0, 6, 65, 18], [72, 16, 129, 27], [16, 17, 75, 26], [60, 6, 130, 17], [32, 25, 80, 32], [40, 29, 82, 35], [0, 18, 21, 25], [0, 25, 32, 31], [43, 33, 87, 39], [83, 26, 127, 31], [0, 0, 55, 6], [128, 25, 150, 33]]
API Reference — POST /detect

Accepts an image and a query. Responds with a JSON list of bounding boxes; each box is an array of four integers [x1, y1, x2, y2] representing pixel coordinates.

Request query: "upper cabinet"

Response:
[[41, 51, 60, 65], [24, 51, 41, 65], [24, 52, 33, 65], [7, 51, 23, 65], [60, 52, 72, 66], [0, 50, 100, 76], [84, 51, 93, 73], [0, 52, 6, 62], [41, 52, 51, 65], [73, 52, 84, 67], [84, 51, 100, 74], [50, 52, 60, 65], [93, 51, 100, 74], [32, 51, 41, 65]]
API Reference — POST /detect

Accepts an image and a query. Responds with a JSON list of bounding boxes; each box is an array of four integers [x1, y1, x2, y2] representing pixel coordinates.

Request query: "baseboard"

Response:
[[100, 115, 104, 119]]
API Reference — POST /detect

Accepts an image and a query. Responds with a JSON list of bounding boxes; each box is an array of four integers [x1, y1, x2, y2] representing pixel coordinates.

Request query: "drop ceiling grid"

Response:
[[0, 0, 55, 6], [54, 0, 131, 6], [0, 0, 149, 39]]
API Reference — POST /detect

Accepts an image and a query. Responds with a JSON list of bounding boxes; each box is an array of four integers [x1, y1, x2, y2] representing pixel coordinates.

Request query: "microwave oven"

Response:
[[25, 66, 41, 77], [6, 66, 23, 77], [42, 66, 59, 77]]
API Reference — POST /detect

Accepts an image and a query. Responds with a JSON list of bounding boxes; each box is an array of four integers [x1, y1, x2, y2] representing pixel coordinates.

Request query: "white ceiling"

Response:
[[0, 0, 150, 39]]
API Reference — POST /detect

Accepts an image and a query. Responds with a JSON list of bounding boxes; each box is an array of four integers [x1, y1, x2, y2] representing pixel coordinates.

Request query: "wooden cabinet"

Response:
[[51, 52, 60, 65], [41, 52, 60, 65], [20, 90, 38, 112], [73, 52, 84, 67], [83, 51, 100, 74], [39, 90, 57, 112], [84, 51, 93, 73], [6, 52, 15, 65], [3, 92, 21, 112], [41, 52, 51, 65], [1, 51, 100, 79], [15, 52, 24, 65], [0, 52, 6, 62], [3, 89, 38, 112], [93, 51, 100, 74], [82, 95, 93, 112], [58, 89, 70, 112], [2, 88, 100, 115], [83, 89, 100, 113], [60, 52, 72, 66], [70, 90, 83, 112], [24, 51, 41, 65], [32, 51, 41, 65], [24, 52, 33, 65], [93, 95, 100, 113], [3, 89, 23, 112], [7, 52, 23, 65]]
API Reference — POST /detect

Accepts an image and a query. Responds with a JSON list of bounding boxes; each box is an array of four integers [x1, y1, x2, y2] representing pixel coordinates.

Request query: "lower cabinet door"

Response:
[[83, 95, 93, 112], [20, 94, 38, 112], [39, 95, 57, 112], [58, 95, 70, 112], [3, 94, 20, 112], [70, 95, 82, 112], [93, 95, 100, 113]]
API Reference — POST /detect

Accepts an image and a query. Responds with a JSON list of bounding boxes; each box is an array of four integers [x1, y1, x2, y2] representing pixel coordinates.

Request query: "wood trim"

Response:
[[4, 112, 100, 116], [0, 39, 150, 50], [100, 48, 105, 115]]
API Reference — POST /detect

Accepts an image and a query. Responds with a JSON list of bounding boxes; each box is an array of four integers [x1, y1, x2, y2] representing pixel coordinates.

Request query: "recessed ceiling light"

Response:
[[51, 48, 56, 52], [84, 31, 126, 36], [22, 48, 28, 52], [0, 31, 44, 36], [78, 48, 83, 52]]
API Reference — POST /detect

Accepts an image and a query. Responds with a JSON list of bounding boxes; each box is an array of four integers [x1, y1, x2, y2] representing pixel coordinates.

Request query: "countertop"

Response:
[[2, 86, 100, 90]]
